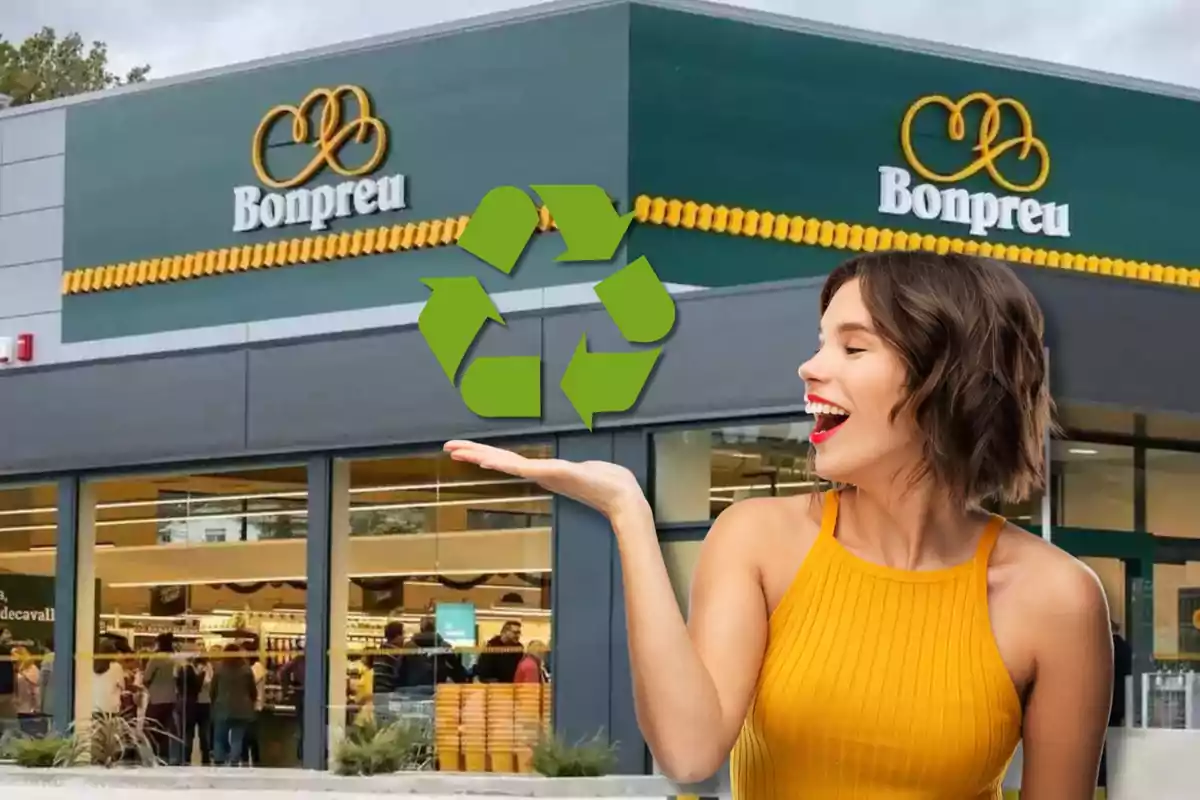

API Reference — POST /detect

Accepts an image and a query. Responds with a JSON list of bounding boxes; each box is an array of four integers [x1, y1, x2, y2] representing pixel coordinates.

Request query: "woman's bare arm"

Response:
[[613, 499, 770, 782], [1018, 559, 1113, 799], [440, 440, 772, 782]]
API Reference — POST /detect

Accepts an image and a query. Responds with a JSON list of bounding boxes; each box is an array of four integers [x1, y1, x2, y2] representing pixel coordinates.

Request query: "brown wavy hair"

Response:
[[819, 250, 1054, 508]]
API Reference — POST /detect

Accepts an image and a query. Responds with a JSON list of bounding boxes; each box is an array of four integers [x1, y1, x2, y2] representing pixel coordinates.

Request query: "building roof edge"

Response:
[[2, 0, 1198, 121]]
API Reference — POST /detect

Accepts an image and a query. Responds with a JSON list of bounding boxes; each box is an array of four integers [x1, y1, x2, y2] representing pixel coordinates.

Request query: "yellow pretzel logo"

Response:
[[900, 92, 1050, 194], [251, 85, 388, 190]]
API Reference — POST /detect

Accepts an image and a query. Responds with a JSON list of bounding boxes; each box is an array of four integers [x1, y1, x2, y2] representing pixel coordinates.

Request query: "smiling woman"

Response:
[[442, 249, 1113, 800]]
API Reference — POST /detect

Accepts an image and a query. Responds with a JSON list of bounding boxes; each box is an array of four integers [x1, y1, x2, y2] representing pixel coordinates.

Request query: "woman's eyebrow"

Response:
[[836, 321, 875, 336]]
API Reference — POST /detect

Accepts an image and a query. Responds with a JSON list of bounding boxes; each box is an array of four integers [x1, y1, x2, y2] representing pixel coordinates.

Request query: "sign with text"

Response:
[[233, 84, 408, 234], [878, 92, 1070, 239], [0, 574, 56, 645]]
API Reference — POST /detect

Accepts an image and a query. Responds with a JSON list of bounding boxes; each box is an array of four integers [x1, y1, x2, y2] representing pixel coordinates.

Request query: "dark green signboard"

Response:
[[0, 574, 56, 645], [61, 4, 632, 342], [62, 2, 1200, 342], [626, 4, 1200, 289]]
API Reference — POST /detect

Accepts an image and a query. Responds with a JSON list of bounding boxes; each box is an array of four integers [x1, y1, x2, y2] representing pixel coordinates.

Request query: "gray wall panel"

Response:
[[0, 260, 63, 317], [245, 318, 544, 452], [0, 272, 1195, 477], [0, 155, 65, 215], [1016, 267, 1200, 418], [0, 207, 63, 267], [1, 108, 65, 164], [0, 350, 247, 475]]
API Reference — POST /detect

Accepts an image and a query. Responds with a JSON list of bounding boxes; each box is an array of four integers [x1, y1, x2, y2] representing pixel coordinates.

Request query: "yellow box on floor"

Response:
[[433, 682, 554, 773]]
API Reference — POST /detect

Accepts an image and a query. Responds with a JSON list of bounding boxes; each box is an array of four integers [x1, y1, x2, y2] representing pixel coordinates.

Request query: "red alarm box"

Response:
[[15, 333, 33, 362]]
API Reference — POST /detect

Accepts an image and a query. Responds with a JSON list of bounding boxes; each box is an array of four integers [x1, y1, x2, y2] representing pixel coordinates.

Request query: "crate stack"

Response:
[[486, 683, 517, 772], [514, 683, 543, 773], [460, 683, 489, 771], [433, 683, 462, 771], [432, 681, 556, 773]]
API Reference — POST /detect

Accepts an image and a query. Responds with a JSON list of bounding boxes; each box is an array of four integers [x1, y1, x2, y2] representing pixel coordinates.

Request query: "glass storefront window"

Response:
[[652, 420, 820, 620], [334, 445, 553, 773], [653, 420, 819, 524], [0, 483, 58, 740], [1147, 449, 1200, 665], [1147, 449, 1200, 541], [76, 465, 308, 767], [1053, 441, 1135, 531]]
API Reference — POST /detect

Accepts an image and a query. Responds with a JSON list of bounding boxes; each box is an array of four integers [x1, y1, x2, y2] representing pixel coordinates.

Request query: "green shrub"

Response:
[[8, 735, 77, 768], [0, 729, 20, 760], [3, 715, 166, 769], [83, 713, 163, 767], [333, 717, 430, 776], [531, 730, 618, 777]]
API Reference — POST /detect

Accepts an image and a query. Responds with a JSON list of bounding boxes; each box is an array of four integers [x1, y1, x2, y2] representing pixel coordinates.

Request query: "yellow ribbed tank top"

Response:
[[731, 490, 1022, 799]]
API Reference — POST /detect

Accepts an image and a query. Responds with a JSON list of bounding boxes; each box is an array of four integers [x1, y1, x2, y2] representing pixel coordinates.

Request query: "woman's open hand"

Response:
[[443, 440, 649, 521]]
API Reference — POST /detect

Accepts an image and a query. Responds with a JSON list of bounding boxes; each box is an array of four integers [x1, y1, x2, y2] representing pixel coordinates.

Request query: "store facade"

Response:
[[0, 0, 1198, 785]]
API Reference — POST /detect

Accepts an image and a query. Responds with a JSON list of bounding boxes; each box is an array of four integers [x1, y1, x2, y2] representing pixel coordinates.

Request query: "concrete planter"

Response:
[[0, 766, 699, 797]]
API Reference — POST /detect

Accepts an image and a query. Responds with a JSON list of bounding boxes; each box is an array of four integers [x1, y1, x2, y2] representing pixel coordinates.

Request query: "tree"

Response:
[[0, 27, 150, 107]]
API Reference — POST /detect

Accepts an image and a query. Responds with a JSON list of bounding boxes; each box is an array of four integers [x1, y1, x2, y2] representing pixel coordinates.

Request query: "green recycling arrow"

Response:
[[461, 356, 541, 418], [457, 186, 539, 275], [532, 184, 633, 262], [560, 334, 661, 430], [594, 255, 676, 343], [418, 277, 504, 382], [415, 183, 677, 426]]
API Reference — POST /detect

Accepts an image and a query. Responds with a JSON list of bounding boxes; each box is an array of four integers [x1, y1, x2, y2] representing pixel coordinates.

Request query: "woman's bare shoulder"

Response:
[[699, 493, 825, 569], [993, 523, 1110, 626]]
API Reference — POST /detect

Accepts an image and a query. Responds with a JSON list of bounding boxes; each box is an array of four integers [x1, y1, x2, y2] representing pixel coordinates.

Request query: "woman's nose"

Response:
[[798, 349, 825, 384]]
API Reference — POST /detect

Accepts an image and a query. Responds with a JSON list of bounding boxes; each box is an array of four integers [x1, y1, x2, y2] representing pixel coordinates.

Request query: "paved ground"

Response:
[[15, 791, 669, 800]]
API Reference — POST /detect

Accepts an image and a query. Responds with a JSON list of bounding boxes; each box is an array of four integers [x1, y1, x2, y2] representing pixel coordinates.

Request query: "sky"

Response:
[[1, 0, 1198, 91]]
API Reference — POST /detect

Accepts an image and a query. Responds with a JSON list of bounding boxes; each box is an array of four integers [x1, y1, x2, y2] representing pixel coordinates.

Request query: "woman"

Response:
[[37, 640, 54, 723], [111, 637, 143, 727], [141, 633, 178, 763], [513, 641, 549, 684], [92, 638, 125, 720], [241, 655, 267, 767], [210, 644, 257, 766], [191, 652, 215, 766], [174, 651, 206, 766], [13, 646, 42, 737], [444, 251, 1113, 799]]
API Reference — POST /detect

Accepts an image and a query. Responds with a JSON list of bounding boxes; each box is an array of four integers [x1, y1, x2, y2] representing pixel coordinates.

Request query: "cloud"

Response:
[[2, 0, 1197, 89]]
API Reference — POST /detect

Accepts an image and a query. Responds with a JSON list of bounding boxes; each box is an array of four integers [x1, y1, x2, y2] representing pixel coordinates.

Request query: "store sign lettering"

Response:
[[233, 85, 408, 233], [878, 92, 1070, 239], [0, 590, 54, 624]]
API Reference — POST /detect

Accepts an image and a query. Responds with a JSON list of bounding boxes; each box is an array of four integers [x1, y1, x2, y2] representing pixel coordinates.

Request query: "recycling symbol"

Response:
[[417, 184, 676, 430]]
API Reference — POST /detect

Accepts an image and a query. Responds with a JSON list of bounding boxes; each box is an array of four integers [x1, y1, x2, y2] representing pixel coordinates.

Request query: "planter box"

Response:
[[0, 766, 715, 798]]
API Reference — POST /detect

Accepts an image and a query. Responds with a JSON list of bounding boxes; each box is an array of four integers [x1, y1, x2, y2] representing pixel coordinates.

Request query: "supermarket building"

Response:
[[0, 0, 1198, 793]]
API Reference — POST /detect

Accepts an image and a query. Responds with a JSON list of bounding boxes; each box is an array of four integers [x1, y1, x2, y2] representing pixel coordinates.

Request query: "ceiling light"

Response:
[[1068, 448, 1099, 456]]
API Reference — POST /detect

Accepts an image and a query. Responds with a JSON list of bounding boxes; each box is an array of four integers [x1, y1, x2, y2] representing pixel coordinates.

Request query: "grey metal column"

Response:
[[1129, 415, 1152, 724], [551, 430, 648, 775], [303, 456, 334, 769], [611, 429, 650, 774], [51, 476, 80, 733]]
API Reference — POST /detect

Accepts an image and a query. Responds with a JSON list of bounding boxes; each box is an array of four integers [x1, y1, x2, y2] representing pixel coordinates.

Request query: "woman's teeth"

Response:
[[805, 401, 850, 417]]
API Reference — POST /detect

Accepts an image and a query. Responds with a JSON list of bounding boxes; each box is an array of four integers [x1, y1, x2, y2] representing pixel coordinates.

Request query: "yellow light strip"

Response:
[[632, 194, 1200, 290], [63, 194, 1200, 294], [61, 206, 560, 296]]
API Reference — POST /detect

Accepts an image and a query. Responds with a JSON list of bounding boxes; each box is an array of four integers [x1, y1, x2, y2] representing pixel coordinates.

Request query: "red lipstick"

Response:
[[807, 393, 849, 445]]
